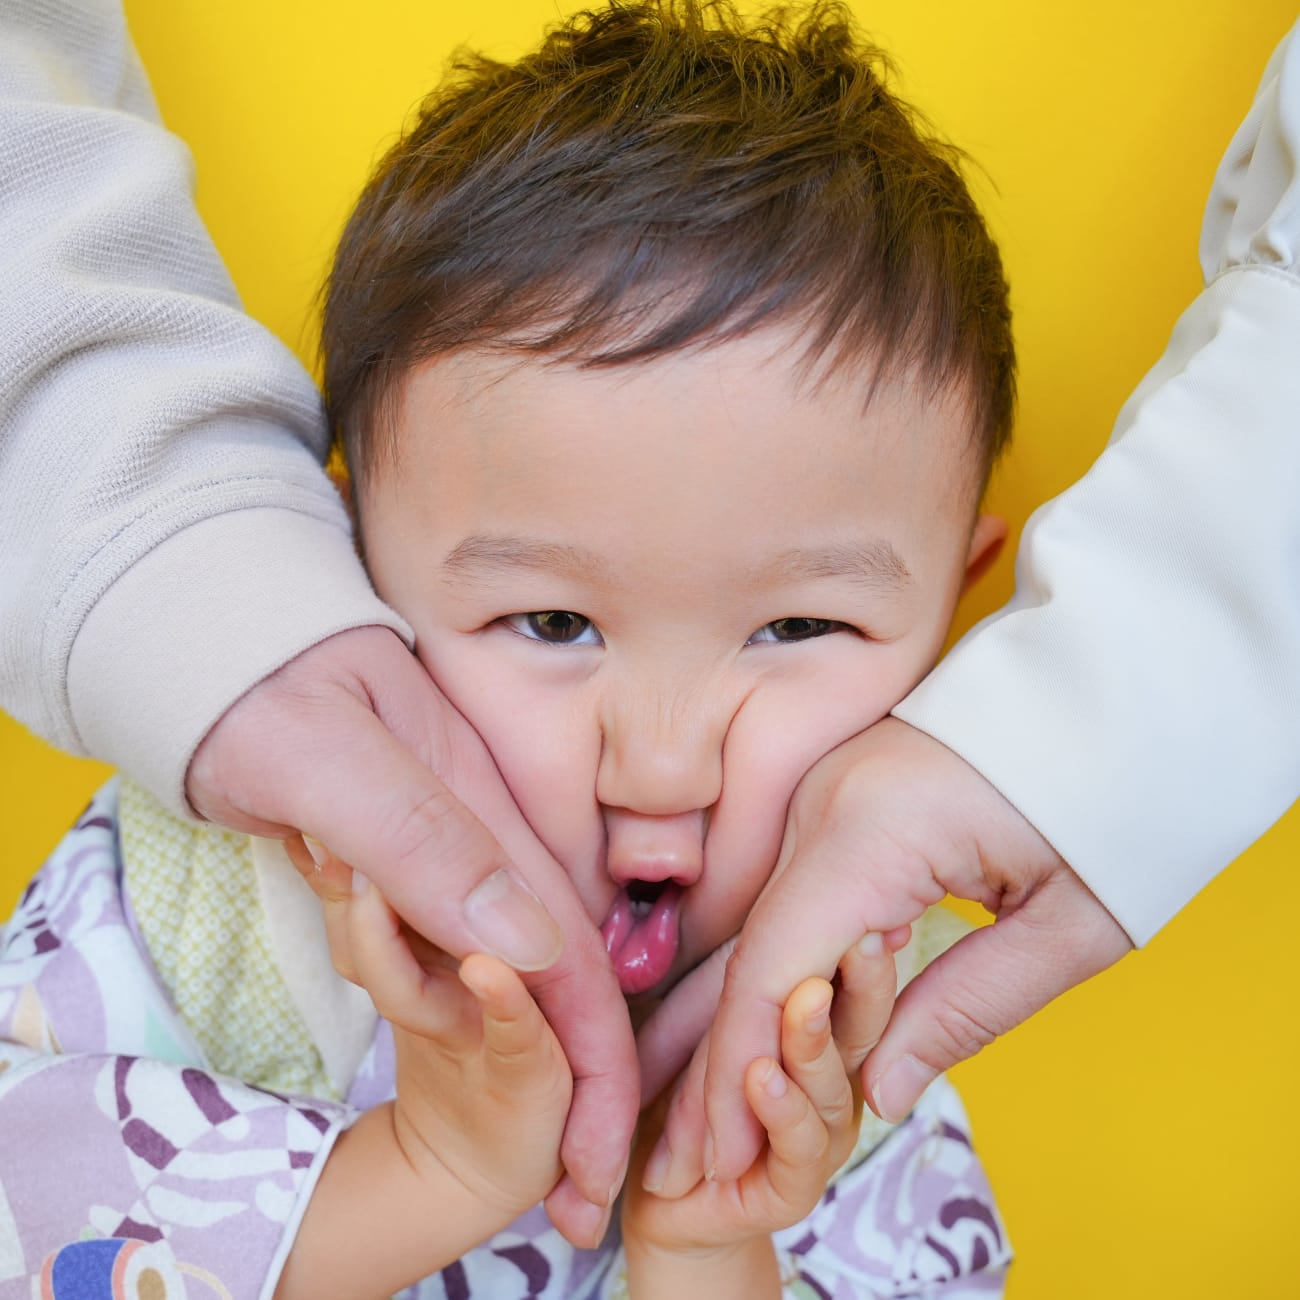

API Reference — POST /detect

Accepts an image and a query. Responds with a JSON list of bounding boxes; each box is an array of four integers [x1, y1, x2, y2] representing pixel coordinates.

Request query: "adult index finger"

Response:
[[861, 868, 1132, 1123], [294, 706, 638, 1229], [702, 844, 937, 1182]]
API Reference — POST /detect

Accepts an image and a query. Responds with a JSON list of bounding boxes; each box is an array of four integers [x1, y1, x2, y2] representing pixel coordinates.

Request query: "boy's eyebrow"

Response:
[[766, 541, 913, 593], [443, 533, 911, 593], [442, 534, 612, 584]]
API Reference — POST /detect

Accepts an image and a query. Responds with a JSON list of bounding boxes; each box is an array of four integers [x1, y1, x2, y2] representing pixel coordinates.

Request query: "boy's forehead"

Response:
[[376, 332, 985, 548], [397, 334, 979, 451]]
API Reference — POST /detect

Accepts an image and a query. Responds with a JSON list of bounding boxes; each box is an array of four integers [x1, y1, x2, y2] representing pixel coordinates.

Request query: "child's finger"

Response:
[[742, 1056, 830, 1217], [347, 872, 468, 1039], [458, 952, 555, 1070], [284, 834, 359, 984], [781, 978, 857, 1143], [832, 930, 901, 1075]]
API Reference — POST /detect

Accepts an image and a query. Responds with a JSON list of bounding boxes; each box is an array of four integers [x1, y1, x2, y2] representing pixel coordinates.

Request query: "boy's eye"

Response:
[[747, 617, 844, 644], [504, 611, 602, 646]]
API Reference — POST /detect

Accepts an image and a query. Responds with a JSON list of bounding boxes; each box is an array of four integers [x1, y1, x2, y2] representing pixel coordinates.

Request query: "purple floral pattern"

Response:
[[1, 782, 1010, 1297]]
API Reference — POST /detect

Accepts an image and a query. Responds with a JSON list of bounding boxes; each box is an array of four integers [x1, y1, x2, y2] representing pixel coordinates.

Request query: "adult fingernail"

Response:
[[606, 1153, 629, 1207], [642, 1136, 670, 1193], [703, 1130, 716, 1182], [351, 869, 369, 897], [572, 1199, 611, 1247], [872, 1055, 936, 1123], [463, 869, 563, 971]]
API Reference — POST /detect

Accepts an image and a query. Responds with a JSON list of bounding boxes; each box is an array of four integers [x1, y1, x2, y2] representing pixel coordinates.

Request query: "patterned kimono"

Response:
[[0, 781, 1010, 1299]]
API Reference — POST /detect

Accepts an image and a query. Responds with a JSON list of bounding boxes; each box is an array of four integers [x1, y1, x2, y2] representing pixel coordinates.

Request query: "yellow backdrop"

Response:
[[2, 2, 1297, 1294]]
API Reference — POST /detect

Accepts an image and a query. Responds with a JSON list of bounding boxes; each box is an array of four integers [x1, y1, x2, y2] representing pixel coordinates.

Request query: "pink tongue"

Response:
[[601, 885, 682, 996]]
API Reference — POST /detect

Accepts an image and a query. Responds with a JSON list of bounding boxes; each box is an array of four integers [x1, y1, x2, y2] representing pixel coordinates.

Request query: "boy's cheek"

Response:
[[688, 666, 911, 940], [426, 647, 610, 904]]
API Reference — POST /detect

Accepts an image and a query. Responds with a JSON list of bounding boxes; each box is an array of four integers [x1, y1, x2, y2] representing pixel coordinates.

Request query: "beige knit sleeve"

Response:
[[0, 0, 409, 813]]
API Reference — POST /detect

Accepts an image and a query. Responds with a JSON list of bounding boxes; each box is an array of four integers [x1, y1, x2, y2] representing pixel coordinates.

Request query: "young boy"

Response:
[[0, 2, 1014, 1295]]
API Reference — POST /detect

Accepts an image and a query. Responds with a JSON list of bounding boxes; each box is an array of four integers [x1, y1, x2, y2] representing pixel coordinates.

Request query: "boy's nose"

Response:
[[604, 809, 706, 889], [594, 684, 726, 819]]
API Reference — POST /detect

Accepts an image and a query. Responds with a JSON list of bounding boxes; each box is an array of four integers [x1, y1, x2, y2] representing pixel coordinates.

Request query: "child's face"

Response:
[[358, 326, 1002, 1002]]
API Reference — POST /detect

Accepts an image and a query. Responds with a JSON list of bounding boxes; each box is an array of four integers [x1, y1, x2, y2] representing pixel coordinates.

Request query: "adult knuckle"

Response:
[[930, 996, 1000, 1061], [383, 785, 483, 873]]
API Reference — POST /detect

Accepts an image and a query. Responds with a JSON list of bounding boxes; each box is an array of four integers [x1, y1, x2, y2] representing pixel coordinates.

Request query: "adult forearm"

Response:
[[0, 0, 407, 810]]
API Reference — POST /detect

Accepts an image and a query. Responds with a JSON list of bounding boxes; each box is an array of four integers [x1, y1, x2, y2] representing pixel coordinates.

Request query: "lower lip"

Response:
[[600, 884, 682, 996]]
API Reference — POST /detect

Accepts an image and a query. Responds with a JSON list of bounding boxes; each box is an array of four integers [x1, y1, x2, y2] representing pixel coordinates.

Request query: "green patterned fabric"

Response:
[[119, 778, 333, 1098]]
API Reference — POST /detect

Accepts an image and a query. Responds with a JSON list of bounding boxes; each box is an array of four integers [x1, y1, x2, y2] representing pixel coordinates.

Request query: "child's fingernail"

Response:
[[463, 869, 563, 971], [351, 869, 369, 897], [805, 998, 831, 1035], [302, 835, 329, 872], [762, 1058, 788, 1099], [857, 931, 885, 959], [642, 1136, 670, 1193], [872, 1054, 936, 1123], [703, 1131, 717, 1182]]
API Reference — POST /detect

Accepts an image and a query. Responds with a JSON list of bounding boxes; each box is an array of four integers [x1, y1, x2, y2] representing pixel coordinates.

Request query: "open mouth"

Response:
[[601, 880, 683, 996], [626, 878, 667, 920]]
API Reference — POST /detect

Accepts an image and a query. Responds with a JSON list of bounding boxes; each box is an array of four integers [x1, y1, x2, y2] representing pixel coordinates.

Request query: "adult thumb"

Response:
[[291, 701, 564, 969]]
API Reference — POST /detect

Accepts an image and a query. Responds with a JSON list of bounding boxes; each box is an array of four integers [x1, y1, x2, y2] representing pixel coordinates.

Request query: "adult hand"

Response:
[[650, 717, 1133, 1189], [187, 625, 635, 1246]]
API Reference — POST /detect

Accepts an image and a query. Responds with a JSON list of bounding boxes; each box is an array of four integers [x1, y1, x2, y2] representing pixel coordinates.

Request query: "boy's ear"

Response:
[[961, 513, 1007, 593]]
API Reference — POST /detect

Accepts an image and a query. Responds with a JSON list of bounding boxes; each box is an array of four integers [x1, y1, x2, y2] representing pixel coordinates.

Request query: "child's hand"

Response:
[[275, 878, 574, 1298], [635, 925, 902, 1202], [622, 977, 859, 1265], [347, 873, 573, 1221]]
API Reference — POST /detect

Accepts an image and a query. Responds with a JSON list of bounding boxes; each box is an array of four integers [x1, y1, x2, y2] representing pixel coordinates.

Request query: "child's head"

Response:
[[322, 1, 1013, 999]]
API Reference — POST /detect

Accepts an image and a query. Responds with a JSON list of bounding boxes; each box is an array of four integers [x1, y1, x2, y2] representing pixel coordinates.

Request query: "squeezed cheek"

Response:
[[690, 668, 903, 954], [419, 643, 608, 922]]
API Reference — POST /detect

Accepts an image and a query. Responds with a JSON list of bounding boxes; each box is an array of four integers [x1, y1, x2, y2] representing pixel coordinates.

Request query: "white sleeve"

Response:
[[894, 21, 1300, 945], [0, 0, 411, 815]]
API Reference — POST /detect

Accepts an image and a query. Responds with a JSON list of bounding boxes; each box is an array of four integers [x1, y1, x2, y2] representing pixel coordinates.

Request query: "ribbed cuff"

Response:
[[67, 506, 412, 818]]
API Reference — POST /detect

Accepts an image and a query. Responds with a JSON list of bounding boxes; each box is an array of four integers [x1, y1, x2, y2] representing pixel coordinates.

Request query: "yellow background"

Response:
[[2, 1, 1298, 1294]]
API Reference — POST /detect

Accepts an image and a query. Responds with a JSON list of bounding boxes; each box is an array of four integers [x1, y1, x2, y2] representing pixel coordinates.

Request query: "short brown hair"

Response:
[[322, 0, 1014, 486]]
